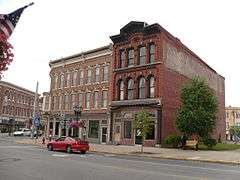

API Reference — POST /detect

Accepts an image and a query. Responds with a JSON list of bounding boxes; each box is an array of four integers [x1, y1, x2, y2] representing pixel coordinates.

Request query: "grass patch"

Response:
[[198, 143, 240, 151]]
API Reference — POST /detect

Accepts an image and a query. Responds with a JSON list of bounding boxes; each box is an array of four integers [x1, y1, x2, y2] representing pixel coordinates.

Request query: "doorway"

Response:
[[101, 127, 107, 143]]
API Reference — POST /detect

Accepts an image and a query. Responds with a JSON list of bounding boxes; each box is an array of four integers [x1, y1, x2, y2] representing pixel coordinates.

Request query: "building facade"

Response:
[[48, 45, 112, 143], [225, 106, 240, 140], [109, 21, 225, 146], [0, 81, 36, 132]]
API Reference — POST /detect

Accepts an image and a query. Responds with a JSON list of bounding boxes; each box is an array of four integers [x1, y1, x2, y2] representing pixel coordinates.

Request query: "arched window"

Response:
[[149, 77, 155, 98], [127, 79, 134, 100], [138, 77, 145, 99], [119, 80, 124, 100]]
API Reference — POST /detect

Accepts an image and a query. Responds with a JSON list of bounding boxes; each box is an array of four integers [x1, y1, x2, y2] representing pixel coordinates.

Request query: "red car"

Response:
[[47, 136, 89, 154]]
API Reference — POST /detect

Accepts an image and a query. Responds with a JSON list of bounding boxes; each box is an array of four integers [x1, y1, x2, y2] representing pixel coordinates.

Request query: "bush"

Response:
[[164, 134, 182, 148], [202, 136, 217, 149]]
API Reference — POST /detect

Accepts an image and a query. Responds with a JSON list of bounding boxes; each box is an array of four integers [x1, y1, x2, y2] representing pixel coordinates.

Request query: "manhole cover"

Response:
[[0, 158, 21, 162]]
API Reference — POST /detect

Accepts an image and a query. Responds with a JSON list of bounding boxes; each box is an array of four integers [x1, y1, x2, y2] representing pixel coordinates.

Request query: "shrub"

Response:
[[164, 134, 182, 148], [202, 136, 217, 149]]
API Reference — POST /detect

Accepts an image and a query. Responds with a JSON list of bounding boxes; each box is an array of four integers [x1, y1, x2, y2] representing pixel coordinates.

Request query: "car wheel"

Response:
[[80, 151, 86, 154], [48, 144, 53, 151], [66, 145, 72, 153]]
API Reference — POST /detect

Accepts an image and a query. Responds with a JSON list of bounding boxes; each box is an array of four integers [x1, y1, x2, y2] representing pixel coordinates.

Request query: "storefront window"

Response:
[[88, 120, 99, 138], [124, 121, 132, 139]]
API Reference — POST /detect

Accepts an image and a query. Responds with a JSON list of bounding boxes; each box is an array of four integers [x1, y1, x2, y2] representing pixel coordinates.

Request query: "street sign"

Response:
[[33, 115, 40, 127]]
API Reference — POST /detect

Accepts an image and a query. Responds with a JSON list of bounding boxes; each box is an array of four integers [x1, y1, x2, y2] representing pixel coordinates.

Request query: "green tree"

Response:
[[176, 77, 218, 139], [134, 109, 154, 153]]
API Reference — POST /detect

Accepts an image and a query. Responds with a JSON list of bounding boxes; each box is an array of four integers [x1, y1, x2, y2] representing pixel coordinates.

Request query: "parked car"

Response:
[[47, 136, 89, 154], [13, 128, 31, 136]]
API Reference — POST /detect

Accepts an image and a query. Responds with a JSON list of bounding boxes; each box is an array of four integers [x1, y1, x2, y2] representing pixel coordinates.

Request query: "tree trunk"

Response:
[[141, 136, 144, 153]]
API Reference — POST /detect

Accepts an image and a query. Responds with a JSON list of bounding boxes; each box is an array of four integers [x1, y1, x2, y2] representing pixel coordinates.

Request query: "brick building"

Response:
[[0, 81, 36, 132], [109, 21, 225, 146], [225, 106, 240, 140], [48, 45, 112, 143]]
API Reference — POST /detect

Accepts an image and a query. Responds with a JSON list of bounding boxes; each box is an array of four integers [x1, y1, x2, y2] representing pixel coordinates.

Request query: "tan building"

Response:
[[226, 106, 240, 140], [0, 81, 36, 132], [48, 44, 112, 143]]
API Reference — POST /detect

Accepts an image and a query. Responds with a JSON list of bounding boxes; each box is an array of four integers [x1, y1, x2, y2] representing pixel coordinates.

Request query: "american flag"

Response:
[[0, 3, 33, 39]]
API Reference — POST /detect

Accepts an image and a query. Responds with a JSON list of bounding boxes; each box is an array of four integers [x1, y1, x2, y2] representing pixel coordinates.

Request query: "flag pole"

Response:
[[31, 81, 39, 139]]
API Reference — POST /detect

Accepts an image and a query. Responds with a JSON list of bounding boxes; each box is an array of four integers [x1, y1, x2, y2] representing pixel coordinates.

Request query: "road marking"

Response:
[[52, 154, 69, 157]]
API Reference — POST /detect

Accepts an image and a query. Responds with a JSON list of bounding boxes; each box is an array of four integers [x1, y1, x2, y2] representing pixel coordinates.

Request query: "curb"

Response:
[[15, 140, 240, 166]]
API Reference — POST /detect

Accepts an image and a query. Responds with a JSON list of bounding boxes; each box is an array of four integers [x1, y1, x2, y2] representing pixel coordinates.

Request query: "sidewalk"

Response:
[[15, 138, 240, 165]]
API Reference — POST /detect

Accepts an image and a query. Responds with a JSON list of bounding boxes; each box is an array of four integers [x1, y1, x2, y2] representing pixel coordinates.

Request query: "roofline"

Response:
[[0, 81, 38, 95], [49, 44, 113, 67]]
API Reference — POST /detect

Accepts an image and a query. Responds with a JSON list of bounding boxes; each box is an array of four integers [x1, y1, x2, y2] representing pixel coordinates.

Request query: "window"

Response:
[[128, 49, 134, 67], [79, 70, 84, 85], [102, 91, 108, 108], [149, 44, 155, 63], [86, 92, 91, 109], [67, 73, 71, 87], [139, 47, 146, 65], [119, 80, 124, 100], [54, 76, 58, 89], [103, 65, 109, 81], [94, 91, 98, 108], [78, 93, 83, 107], [149, 77, 155, 98], [58, 95, 62, 110], [88, 120, 99, 138], [127, 79, 134, 100], [71, 94, 76, 108], [64, 94, 69, 110], [139, 77, 145, 99], [95, 67, 100, 83], [120, 50, 125, 68], [73, 71, 78, 86], [87, 69, 92, 84], [146, 123, 155, 139], [60, 74, 64, 88], [124, 121, 132, 139]]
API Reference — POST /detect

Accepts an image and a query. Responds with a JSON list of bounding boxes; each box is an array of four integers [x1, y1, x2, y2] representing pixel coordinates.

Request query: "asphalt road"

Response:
[[1, 136, 240, 180]]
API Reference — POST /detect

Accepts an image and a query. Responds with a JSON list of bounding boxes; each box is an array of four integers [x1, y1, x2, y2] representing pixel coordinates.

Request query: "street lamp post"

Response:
[[73, 106, 82, 137]]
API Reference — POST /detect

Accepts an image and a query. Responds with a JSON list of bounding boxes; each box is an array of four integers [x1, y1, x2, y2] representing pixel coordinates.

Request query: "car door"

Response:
[[53, 137, 65, 150]]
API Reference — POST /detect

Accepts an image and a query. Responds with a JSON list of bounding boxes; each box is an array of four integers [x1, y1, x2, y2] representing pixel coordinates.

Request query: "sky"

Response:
[[0, 0, 239, 107]]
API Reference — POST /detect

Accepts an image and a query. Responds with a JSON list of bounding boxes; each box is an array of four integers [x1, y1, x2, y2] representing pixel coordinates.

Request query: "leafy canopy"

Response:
[[176, 77, 218, 138], [134, 109, 154, 139]]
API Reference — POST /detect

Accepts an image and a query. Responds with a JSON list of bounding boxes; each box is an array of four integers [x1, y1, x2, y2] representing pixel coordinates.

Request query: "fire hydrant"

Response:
[[42, 136, 45, 144]]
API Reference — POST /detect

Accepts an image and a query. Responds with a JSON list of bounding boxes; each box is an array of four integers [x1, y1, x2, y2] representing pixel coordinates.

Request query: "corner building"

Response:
[[109, 21, 225, 146]]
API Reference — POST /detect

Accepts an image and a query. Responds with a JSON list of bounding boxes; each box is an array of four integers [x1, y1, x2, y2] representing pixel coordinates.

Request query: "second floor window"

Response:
[[149, 44, 155, 63], [94, 91, 98, 108], [95, 67, 100, 83], [139, 77, 145, 99], [149, 77, 155, 98], [86, 92, 91, 109], [139, 47, 146, 65], [128, 49, 134, 67], [87, 69, 92, 84], [119, 80, 124, 100], [127, 79, 134, 100], [78, 93, 83, 108], [120, 50, 125, 68], [102, 90, 108, 108], [103, 65, 109, 81]]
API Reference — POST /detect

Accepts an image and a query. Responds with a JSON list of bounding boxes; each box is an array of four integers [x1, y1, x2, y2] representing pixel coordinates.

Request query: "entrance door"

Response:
[[101, 127, 107, 143], [135, 129, 142, 144]]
